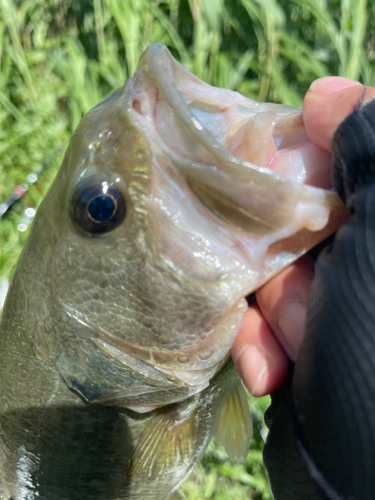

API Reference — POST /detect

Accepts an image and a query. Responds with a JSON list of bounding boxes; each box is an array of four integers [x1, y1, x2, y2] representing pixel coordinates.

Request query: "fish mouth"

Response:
[[123, 43, 348, 289], [126, 42, 345, 235]]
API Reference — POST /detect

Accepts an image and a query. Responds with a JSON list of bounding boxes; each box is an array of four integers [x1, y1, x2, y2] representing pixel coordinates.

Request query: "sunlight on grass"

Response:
[[0, 1, 374, 498]]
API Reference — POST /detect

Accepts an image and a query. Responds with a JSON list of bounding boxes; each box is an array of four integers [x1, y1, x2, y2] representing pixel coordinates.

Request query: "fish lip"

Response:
[[126, 43, 265, 174], [136, 42, 272, 176]]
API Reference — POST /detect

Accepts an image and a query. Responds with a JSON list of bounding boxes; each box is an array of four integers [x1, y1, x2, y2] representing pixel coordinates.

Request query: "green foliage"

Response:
[[1, 0, 375, 498]]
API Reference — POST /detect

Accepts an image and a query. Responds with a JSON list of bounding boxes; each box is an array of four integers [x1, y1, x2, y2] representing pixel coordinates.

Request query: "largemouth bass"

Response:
[[0, 43, 347, 500]]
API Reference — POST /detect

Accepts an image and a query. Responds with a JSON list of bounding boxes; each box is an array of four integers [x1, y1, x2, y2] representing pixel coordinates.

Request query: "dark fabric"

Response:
[[332, 97, 375, 204], [264, 99, 375, 499]]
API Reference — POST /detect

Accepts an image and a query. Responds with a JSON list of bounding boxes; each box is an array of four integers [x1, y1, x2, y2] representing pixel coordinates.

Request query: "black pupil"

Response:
[[88, 195, 115, 222]]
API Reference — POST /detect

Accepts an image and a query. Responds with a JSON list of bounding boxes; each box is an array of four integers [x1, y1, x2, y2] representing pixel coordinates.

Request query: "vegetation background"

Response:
[[0, 0, 374, 498]]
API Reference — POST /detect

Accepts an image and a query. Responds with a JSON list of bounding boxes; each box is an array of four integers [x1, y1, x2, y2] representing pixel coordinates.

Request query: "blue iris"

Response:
[[72, 178, 126, 235], [88, 195, 115, 222]]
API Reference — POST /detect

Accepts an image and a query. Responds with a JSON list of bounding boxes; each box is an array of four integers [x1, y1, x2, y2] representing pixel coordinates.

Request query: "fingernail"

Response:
[[237, 345, 268, 396], [277, 302, 306, 360], [309, 77, 362, 97]]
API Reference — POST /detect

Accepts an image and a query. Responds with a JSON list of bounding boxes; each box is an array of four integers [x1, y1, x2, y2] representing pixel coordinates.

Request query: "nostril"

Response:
[[132, 99, 143, 114]]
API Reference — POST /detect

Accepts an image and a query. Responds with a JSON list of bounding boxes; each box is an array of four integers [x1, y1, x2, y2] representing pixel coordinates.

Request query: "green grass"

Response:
[[0, 0, 374, 498]]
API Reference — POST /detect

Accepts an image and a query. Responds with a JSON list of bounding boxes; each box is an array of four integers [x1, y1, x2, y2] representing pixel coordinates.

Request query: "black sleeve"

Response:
[[263, 98, 375, 500]]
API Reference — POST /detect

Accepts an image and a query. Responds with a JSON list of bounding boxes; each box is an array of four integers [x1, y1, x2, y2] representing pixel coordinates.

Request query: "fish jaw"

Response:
[[126, 42, 347, 293]]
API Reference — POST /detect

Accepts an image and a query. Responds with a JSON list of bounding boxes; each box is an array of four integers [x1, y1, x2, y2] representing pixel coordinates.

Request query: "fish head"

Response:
[[23, 43, 347, 409]]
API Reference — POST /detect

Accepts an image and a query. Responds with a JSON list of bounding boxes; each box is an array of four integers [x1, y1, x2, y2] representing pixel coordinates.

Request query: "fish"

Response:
[[0, 42, 348, 500]]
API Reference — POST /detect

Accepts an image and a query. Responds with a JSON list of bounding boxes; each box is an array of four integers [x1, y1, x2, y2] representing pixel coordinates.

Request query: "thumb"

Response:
[[303, 76, 375, 153]]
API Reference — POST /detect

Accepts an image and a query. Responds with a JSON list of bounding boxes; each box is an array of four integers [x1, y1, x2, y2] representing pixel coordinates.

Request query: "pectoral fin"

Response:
[[130, 407, 200, 480], [214, 382, 252, 463]]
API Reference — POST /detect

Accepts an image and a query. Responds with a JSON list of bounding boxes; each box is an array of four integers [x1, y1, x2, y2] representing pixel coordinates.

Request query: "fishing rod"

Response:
[[0, 144, 65, 223]]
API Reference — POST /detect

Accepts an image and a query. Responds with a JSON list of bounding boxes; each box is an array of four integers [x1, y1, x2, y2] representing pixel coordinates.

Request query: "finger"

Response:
[[231, 305, 289, 396], [303, 77, 375, 153], [255, 255, 314, 361]]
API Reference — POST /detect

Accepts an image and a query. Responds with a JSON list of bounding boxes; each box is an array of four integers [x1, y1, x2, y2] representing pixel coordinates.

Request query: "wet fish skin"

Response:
[[0, 42, 347, 499], [0, 305, 239, 500]]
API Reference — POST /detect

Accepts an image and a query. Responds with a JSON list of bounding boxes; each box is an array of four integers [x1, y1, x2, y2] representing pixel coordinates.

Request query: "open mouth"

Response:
[[126, 43, 346, 234]]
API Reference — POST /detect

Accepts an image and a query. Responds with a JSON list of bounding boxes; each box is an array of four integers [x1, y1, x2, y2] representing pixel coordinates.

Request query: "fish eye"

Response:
[[71, 180, 126, 235]]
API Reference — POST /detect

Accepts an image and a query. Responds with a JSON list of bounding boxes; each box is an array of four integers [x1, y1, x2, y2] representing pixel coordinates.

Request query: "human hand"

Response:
[[231, 77, 375, 397]]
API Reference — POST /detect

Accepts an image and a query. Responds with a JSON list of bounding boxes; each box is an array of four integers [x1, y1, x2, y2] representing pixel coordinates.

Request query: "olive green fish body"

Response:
[[0, 283, 238, 500], [0, 239, 242, 499], [0, 43, 347, 499]]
